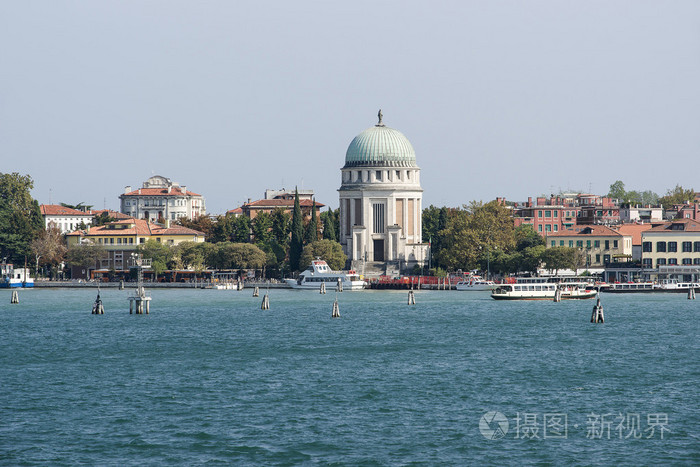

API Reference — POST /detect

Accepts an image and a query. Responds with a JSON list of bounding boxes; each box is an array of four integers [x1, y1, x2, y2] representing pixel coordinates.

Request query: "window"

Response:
[[545, 210, 551, 217], [642, 258, 652, 267], [596, 254, 601, 263], [545, 224, 551, 232], [109, 238, 114, 244], [668, 258, 677, 265], [642, 242, 652, 252], [372, 203, 385, 234], [375, 170, 382, 181], [559, 240, 564, 246], [695, 258, 700, 265], [98, 238, 103, 244], [613, 240, 618, 248], [576, 240, 583, 247], [538, 210, 543, 218], [156, 238, 161, 242], [117, 238, 122, 244], [554, 211, 558, 218], [569, 240, 573, 247], [682, 258, 692, 265], [657, 258, 666, 266], [682, 241, 692, 252], [553, 225, 558, 232], [594, 240, 600, 248], [551, 241, 556, 247], [603, 254, 610, 264], [139, 238, 145, 244], [668, 242, 677, 252], [129, 238, 133, 244], [586, 240, 591, 248], [657, 242, 666, 253], [396, 170, 400, 180], [538, 225, 542, 232], [605, 240, 610, 250], [695, 242, 700, 252]]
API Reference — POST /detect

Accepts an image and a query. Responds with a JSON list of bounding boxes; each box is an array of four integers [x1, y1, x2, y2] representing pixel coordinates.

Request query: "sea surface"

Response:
[[0, 288, 698, 465]]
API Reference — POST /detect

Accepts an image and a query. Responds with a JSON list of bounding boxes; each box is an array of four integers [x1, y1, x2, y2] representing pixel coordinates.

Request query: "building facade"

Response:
[[119, 175, 206, 221], [546, 225, 632, 268], [338, 112, 428, 270], [641, 219, 700, 272], [40, 205, 94, 233]]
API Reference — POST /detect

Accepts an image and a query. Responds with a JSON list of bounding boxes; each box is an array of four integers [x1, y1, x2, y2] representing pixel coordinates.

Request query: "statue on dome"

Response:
[[377, 109, 383, 126]]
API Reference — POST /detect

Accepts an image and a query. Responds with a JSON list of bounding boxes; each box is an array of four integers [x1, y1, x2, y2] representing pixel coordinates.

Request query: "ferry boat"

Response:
[[601, 282, 658, 293], [491, 282, 596, 300], [285, 260, 365, 290], [656, 279, 700, 292], [0, 264, 34, 288], [455, 276, 495, 291]]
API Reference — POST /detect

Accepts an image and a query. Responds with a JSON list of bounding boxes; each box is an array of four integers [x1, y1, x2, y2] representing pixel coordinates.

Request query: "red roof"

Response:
[[244, 199, 325, 209], [546, 225, 624, 237], [90, 209, 134, 220], [646, 219, 700, 232], [40, 204, 93, 216], [615, 224, 653, 246], [121, 187, 201, 197], [66, 219, 205, 237]]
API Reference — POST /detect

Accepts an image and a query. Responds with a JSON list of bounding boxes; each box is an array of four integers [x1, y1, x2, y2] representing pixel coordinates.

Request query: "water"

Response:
[[1, 288, 698, 465]]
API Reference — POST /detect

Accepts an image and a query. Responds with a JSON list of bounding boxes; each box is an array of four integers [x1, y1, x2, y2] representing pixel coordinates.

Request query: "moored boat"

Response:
[[455, 275, 495, 291], [0, 265, 34, 288], [285, 259, 365, 290], [491, 282, 596, 300]]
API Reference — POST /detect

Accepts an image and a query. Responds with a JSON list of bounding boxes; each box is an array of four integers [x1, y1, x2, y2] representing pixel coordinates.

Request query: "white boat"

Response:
[[656, 279, 700, 292], [0, 265, 34, 288], [285, 260, 365, 290], [602, 282, 658, 293], [491, 282, 596, 300], [455, 276, 495, 291]]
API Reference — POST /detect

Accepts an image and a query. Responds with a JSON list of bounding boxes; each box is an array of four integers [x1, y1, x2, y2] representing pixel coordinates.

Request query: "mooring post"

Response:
[[320, 281, 326, 294], [119, 280, 124, 290], [332, 297, 340, 318], [337, 277, 343, 292], [253, 286, 259, 297], [590, 294, 604, 323], [408, 289, 416, 305], [10, 290, 19, 304]]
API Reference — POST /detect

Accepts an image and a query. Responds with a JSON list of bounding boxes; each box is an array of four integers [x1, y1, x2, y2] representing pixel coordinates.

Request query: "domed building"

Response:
[[339, 111, 428, 273]]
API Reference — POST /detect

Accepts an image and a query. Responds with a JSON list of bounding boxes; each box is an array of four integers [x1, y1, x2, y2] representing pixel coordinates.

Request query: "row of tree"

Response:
[[607, 180, 696, 209]]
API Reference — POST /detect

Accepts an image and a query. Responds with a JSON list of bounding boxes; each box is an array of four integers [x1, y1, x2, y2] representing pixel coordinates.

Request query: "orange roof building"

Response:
[[119, 175, 206, 222], [40, 204, 94, 233]]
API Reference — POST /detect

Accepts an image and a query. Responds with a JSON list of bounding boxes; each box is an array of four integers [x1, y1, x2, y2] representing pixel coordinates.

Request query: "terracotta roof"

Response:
[[66, 219, 205, 237], [121, 187, 201, 197], [614, 224, 654, 246], [546, 225, 624, 237], [40, 205, 93, 216], [244, 199, 325, 208], [90, 209, 134, 220], [646, 219, 700, 232], [227, 207, 243, 215]]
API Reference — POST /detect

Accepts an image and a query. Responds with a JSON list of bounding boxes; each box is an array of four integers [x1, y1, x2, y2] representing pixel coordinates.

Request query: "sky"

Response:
[[2, 0, 699, 214]]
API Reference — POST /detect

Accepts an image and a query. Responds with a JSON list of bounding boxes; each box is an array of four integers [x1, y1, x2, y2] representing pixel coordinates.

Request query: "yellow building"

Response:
[[66, 219, 205, 277], [641, 219, 700, 280], [546, 225, 632, 268]]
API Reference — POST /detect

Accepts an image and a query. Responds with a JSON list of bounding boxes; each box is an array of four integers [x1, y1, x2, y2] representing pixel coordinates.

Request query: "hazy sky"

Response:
[[2, 1, 699, 214]]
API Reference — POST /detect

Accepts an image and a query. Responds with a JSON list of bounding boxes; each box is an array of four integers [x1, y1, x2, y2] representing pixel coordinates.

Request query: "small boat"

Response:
[[0, 264, 34, 288], [491, 282, 596, 300], [601, 282, 658, 293], [455, 276, 495, 291], [285, 260, 365, 290]]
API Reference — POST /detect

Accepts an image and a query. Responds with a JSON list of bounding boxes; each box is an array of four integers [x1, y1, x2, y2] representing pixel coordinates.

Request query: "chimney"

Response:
[[138, 188, 142, 195], [124, 186, 132, 194], [248, 198, 252, 204], [165, 219, 171, 228], [527, 197, 533, 207], [181, 186, 187, 194], [168, 186, 171, 194]]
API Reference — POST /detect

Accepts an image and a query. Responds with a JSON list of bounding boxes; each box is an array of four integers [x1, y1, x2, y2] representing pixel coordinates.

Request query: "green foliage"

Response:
[[177, 216, 213, 238], [0, 173, 44, 262], [659, 185, 696, 210], [209, 242, 267, 270], [92, 211, 115, 226], [289, 189, 304, 272], [541, 246, 572, 274], [514, 224, 544, 251], [60, 202, 93, 212], [251, 211, 273, 245], [304, 201, 318, 245], [270, 208, 291, 245], [231, 216, 251, 243], [320, 208, 337, 241], [299, 239, 347, 271], [608, 180, 660, 206], [209, 214, 234, 243], [137, 239, 173, 279], [66, 242, 108, 269]]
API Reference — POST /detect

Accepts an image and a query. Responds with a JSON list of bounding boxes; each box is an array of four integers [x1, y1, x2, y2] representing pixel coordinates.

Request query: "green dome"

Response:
[[344, 124, 416, 168]]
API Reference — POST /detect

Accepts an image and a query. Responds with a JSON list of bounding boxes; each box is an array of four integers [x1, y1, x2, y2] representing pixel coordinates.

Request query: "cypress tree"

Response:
[[305, 200, 318, 245], [322, 207, 336, 241], [289, 189, 304, 272]]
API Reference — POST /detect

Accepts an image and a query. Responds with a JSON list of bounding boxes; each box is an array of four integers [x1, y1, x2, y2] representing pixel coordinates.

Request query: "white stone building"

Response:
[[339, 112, 428, 272], [40, 205, 94, 233], [119, 175, 206, 221]]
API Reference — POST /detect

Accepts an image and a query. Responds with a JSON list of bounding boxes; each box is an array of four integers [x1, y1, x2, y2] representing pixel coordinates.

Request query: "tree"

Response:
[[251, 211, 273, 245], [209, 214, 234, 243], [137, 239, 173, 279], [270, 207, 291, 245], [211, 242, 267, 270], [304, 200, 319, 244], [321, 208, 336, 241], [607, 180, 626, 200], [289, 189, 304, 271], [30, 226, 67, 276], [0, 173, 44, 263], [60, 202, 93, 212], [659, 185, 696, 210], [514, 224, 544, 251], [93, 211, 115, 226], [541, 246, 572, 275], [299, 239, 347, 271], [177, 216, 213, 239], [231, 216, 251, 243], [66, 241, 108, 274]]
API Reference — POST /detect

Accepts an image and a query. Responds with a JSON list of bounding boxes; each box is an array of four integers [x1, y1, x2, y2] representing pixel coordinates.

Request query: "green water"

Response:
[[1, 288, 698, 465]]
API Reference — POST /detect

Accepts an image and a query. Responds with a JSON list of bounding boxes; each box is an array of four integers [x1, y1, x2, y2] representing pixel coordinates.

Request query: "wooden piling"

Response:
[[332, 298, 340, 318], [320, 281, 326, 294], [408, 289, 416, 305], [261, 293, 270, 310], [590, 294, 604, 323], [10, 290, 19, 304], [337, 277, 343, 292], [688, 287, 696, 300], [253, 286, 259, 297], [92, 290, 104, 314]]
